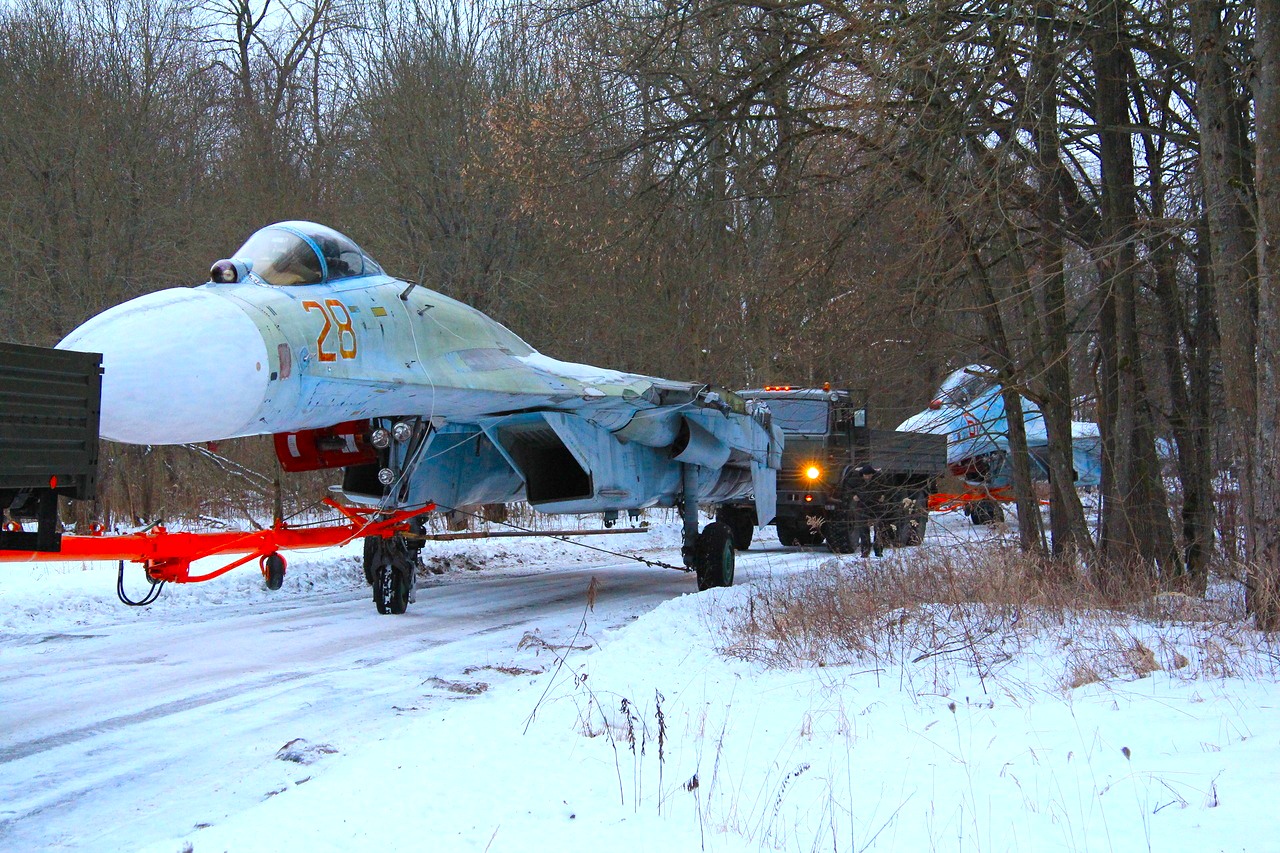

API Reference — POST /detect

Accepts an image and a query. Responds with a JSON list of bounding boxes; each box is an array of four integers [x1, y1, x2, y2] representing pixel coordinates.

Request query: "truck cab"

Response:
[[727, 385, 946, 551]]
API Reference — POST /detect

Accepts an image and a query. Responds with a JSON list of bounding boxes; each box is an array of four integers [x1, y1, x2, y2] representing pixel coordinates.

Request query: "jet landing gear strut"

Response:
[[680, 464, 735, 592]]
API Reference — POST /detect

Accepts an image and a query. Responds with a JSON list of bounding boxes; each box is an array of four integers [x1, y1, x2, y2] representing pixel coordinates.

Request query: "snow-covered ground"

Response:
[[1, 510, 1276, 852]]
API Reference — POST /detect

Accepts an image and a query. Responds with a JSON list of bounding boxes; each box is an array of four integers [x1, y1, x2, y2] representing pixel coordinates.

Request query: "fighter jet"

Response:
[[897, 365, 1101, 522], [58, 221, 782, 612]]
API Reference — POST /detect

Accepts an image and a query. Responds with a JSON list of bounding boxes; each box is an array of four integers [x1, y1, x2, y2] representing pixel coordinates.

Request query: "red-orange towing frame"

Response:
[[0, 498, 435, 584], [927, 487, 1014, 512]]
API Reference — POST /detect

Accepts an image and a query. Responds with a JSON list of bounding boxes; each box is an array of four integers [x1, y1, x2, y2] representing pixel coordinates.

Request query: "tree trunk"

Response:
[[1139, 104, 1216, 590], [1031, 0, 1092, 560], [1154, 226, 1217, 591], [1191, 0, 1258, 563], [1251, 0, 1280, 628], [1090, 0, 1181, 585], [966, 245, 1045, 553], [1002, 387, 1047, 554]]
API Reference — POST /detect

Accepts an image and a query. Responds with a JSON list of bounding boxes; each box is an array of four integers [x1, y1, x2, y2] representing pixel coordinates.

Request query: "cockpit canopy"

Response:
[[229, 221, 384, 286], [936, 365, 998, 408]]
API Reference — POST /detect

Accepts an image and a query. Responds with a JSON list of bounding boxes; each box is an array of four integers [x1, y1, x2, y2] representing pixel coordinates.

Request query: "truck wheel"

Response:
[[776, 520, 801, 546], [826, 510, 857, 554], [695, 522, 735, 591], [799, 524, 826, 546], [903, 499, 929, 545], [717, 506, 755, 551]]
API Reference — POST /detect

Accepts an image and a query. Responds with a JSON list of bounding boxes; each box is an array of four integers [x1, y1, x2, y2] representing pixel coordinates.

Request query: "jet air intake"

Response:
[[671, 417, 731, 469], [612, 411, 682, 448]]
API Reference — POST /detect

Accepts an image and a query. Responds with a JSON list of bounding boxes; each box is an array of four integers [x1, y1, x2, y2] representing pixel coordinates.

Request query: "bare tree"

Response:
[[1192, 0, 1256, 558], [1252, 0, 1280, 627], [0, 0, 217, 342], [198, 0, 359, 218]]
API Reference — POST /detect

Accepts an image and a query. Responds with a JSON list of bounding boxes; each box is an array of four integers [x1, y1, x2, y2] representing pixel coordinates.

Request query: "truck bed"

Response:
[[851, 426, 947, 476], [0, 341, 102, 550]]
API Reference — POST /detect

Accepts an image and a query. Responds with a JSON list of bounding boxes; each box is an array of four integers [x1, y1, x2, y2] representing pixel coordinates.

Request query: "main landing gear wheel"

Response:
[[694, 522, 735, 591], [261, 553, 286, 590], [362, 536, 378, 586]]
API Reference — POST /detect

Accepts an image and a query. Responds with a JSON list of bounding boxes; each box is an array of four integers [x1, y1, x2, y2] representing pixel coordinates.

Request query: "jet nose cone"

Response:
[[58, 288, 271, 444]]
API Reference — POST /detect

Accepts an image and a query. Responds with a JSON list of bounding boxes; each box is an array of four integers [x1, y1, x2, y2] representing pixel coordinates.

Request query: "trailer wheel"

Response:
[[695, 522, 735, 591], [261, 553, 286, 590], [716, 506, 755, 551]]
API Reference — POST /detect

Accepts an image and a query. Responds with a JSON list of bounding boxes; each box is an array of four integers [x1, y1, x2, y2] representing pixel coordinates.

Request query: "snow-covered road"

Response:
[[5, 514, 1279, 853], [0, 529, 816, 852]]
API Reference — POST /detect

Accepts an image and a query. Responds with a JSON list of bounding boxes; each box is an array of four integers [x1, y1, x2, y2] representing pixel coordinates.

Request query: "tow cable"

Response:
[[428, 504, 690, 573]]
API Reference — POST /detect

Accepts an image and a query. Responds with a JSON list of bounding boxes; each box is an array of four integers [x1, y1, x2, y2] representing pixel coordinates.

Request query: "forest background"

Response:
[[3, 0, 1279, 622]]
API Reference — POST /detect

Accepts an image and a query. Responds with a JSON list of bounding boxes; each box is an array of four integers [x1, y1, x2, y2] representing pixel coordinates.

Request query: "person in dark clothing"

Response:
[[845, 464, 891, 557]]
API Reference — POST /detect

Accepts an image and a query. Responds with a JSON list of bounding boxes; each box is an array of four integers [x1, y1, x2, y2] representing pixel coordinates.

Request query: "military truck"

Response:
[[0, 342, 102, 552], [717, 386, 946, 552]]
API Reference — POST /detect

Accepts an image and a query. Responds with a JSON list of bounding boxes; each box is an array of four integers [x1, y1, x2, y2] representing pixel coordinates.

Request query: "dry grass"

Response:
[[424, 676, 490, 695], [717, 545, 1279, 692]]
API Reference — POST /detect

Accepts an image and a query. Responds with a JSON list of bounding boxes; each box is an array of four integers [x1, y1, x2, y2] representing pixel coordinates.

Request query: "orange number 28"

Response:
[[302, 300, 358, 361]]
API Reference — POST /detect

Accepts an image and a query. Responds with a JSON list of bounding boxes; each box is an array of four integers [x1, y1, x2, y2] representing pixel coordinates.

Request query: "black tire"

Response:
[[798, 523, 826, 546], [695, 522, 735, 591], [373, 561, 410, 614], [969, 499, 1005, 526], [367, 536, 413, 614], [262, 553, 286, 590], [362, 536, 378, 585], [717, 506, 755, 551], [902, 496, 929, 546], [826, 509, 857, 554], [373, 562, 392, 614], [776, 520, 801, 547]]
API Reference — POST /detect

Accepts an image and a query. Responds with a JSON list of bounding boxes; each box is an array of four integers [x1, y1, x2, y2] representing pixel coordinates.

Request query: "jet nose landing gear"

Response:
[[364, 535, 416, 615]]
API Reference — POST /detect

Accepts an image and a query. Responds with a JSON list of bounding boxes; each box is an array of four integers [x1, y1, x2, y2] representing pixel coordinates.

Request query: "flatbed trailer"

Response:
[[0, 343, 658, 603]]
